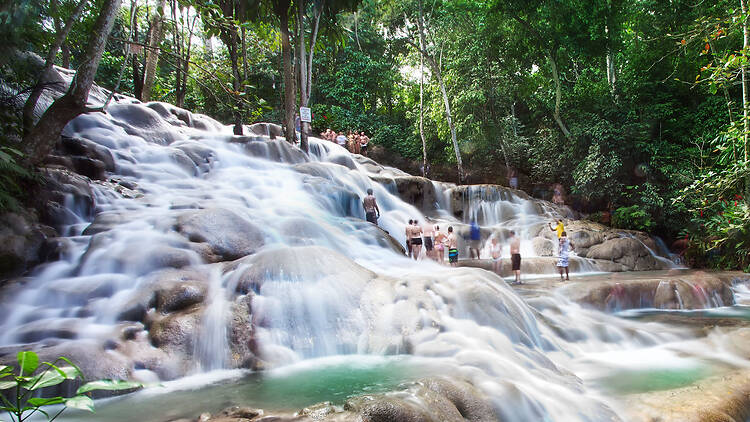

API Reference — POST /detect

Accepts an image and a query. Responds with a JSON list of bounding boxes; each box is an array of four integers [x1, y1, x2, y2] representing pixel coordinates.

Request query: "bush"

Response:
[[612, 205, 654, 232]]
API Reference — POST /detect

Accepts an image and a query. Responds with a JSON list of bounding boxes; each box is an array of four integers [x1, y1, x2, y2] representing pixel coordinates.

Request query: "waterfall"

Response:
[[0, 98, 745, 422]]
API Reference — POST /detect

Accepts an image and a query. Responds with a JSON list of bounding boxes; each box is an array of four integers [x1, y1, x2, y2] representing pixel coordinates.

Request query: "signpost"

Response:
[[299, 107, 312, 123]]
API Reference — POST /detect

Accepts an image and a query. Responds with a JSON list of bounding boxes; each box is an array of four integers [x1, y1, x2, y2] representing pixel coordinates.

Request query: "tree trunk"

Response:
[[226, 27, 244, 135], [177, 13, 196, 108], [171, 0, 182, 106], [742, 0, 750, 201], [142, 0, 167, 102], [278, 1, 297, 145], [61, 44, 71, 68], [297, 0, 309, 152], [131, 0, 143, 100], [22, 0, 87, 134], [415, 3, 462, 182], [24, 0, 122, 166], [354, 11, 362, 51], [52, 0, 73, 68], [435, 67, 463, 182], [418, 1, 427, 177], [547, 48, 572, 140]]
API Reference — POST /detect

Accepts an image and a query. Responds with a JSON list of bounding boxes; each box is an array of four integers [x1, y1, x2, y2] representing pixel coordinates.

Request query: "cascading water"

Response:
[[0, 96, 747, 422]]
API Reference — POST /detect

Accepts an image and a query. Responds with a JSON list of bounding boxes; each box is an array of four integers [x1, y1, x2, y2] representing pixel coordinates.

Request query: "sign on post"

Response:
[[299, 107, 312, 123]]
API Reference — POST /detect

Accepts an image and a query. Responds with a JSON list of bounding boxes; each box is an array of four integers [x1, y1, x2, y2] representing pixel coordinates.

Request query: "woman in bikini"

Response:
[[490, 236, 502, 274], [433, 225, 447, 264]]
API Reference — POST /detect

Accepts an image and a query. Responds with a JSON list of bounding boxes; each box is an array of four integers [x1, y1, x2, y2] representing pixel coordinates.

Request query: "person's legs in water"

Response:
[[412, 241, 422, 260]]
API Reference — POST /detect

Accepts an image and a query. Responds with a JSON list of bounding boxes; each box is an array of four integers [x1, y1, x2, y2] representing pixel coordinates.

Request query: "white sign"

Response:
[[299, 107, 312, 122]]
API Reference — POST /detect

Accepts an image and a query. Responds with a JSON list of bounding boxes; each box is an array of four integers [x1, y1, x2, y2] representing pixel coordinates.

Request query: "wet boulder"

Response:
[[585, 237, 666, 271], [156, 282, 206, 314], [177, 208, 265, 261], [532, 237, 556, 257], [147, 305, 202, 356], [36, 167, 95, 228], [0, 211, 54, 278]]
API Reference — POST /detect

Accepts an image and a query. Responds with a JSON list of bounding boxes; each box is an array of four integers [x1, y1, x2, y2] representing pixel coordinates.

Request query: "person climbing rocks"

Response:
[[434, 225, 447, 264], [490, 236, 502, 275], [549, 219, 565, 239], [509, 230, 521, 284], [447, 226, 459, 267], [362, 188, 380, 226], [410, 219, 423, 260], [469, 220, 481, 259], [556, 231, 575, 281]]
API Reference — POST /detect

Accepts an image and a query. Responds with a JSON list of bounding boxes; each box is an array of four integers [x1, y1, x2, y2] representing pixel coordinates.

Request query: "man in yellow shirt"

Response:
[[548, 219, 564, 238]]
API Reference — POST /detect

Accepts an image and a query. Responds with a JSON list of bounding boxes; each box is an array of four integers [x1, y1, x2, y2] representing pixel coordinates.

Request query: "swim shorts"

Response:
[[411, 237, 423, 245], [449, 248, 458, 263], [511, 253, 521, 271], [366, 211, 378, 225], [424, 237, 433, 251]]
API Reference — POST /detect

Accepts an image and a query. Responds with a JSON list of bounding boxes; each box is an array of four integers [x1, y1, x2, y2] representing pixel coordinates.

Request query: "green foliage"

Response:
[[0, 351, 144, 422], [612, 205, 655, 232], [572, 143, 623, 203]]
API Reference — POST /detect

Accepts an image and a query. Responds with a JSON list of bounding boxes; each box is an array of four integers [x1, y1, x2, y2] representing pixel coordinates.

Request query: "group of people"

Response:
[[361, 189, 574, 283], [320, 129, 370, 156], [404, 220, 458, 266]]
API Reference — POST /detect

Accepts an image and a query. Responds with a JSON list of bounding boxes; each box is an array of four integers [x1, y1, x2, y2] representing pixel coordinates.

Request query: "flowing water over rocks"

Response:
[[2, 82, 750, 421]]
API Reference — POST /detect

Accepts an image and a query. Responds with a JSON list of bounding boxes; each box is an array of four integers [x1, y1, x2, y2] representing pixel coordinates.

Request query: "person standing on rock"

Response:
[[469, 220, 481, 259], [509, 231, 521, 284], [549, 219, 565, 239], [362, 189, 380, 226], [490, 236, 502, 275], [336, 132, 347, 149], [423, 221, 435, 260], [447, 226, 459, 267], [360, 132, 369, 157], [556, 231, 575, 281], [410, 219, 423, 260], [406, 219, 413, 258], [434, 225, 447, 264]]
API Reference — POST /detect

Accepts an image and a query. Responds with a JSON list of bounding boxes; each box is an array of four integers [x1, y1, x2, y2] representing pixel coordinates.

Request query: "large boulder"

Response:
[[176, 208, 265, 261], [586, 237, 668, 271], [370, 176, 438, 215], [0, 211, 54, 278]]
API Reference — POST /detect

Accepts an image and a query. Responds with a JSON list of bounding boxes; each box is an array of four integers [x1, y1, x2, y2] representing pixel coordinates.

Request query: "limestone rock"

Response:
[[532, 237, 556, 257], [177, 208, 265, 261]]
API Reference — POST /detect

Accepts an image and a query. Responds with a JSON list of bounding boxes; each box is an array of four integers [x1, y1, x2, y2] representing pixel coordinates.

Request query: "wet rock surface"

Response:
[[194, 377, 498, 422], [177, 208, 265, 261]]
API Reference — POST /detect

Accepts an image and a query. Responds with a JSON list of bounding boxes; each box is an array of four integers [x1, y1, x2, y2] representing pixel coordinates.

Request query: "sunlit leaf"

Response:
[[65, 395, 94, 412], [17, 351, 39, 376], [76, 379, 143, 395]]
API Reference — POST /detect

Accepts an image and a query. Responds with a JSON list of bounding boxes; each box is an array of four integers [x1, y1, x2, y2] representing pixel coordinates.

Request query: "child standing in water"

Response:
[[557, 231, 575, 281], [447, 226, 459, 267]]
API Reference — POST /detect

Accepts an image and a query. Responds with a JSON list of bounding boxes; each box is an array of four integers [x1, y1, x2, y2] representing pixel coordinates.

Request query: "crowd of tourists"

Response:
[[320, 129, 370, 156], [361, 189, 574, 284]]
